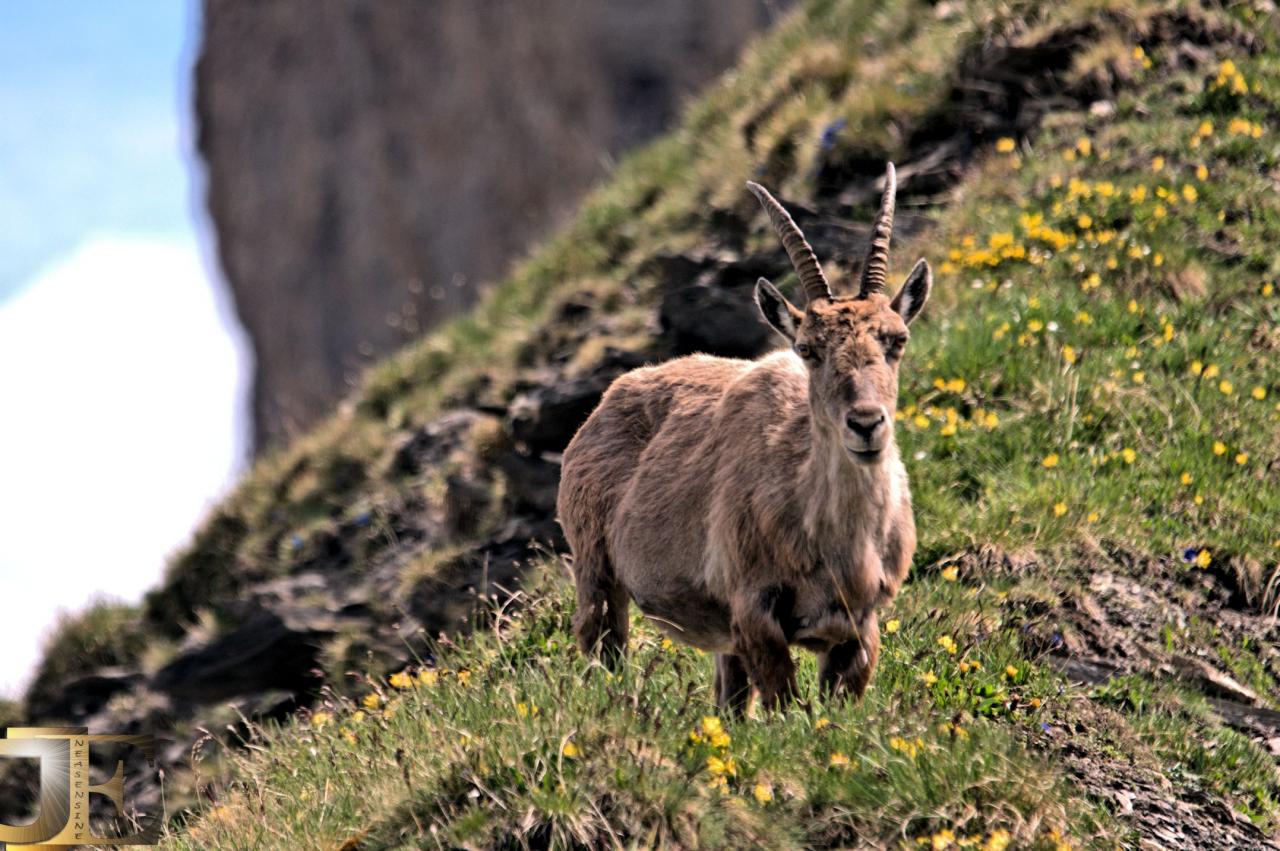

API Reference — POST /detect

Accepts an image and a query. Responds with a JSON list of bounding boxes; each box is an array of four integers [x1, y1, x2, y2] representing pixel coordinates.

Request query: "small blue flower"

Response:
[[290, 534, 304, 551], [1040, 722, 1051, 733], [1182, 547, 1199, 563], [353, 511, 372, 527], [818, 118, 847, 150], [1050, 633, 1063, 649]]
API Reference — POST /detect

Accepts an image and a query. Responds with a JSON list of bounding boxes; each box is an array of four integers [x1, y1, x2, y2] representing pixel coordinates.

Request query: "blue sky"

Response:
[[0, 2, 252, 697], [0, 2, 195, 300]]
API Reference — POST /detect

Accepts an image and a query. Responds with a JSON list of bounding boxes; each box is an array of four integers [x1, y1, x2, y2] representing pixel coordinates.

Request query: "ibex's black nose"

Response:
[[845, 406, 885, 441]]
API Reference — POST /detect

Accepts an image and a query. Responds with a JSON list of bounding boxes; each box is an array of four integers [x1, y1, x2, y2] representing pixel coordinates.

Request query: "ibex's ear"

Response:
[[755, 277, 804, 342], [891, 259, 931, 325]]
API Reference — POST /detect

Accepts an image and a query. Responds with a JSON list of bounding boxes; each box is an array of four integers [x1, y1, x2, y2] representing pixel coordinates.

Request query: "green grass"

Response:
[[164, 574, 1111, 850], [23, 599, 146, 713], [31, 0, 1279, 845]]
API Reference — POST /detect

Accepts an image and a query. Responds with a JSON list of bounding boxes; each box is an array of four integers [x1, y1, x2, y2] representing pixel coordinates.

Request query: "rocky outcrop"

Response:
[[197, 0, 789, 449]]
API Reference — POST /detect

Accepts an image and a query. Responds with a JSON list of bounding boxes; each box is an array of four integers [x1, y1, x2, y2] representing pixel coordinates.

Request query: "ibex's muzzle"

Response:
[[845, 403, 888, 456]]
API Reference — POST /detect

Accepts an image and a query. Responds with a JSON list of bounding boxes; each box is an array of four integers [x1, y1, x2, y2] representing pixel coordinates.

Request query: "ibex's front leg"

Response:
[[714, 653, 751, 717], [730, 589, 797, 710], [818, 610, 880, 699]]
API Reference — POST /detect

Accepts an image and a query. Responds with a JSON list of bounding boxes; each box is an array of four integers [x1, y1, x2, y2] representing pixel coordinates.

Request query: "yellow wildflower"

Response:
[[1028, 319, 1044, 332], [1074, 311, 1092, 325], [1053, 502, 1068, 517], [815, 717, 831, 730], [1195, 549, 1211, 568], [938, 635, 958, 654], [311, 711, 333, 729], [418, 669, 438, 686], [1062, 345, 1077, 364], [1213, 441, 1227, 456], [1077, 213, 1093, 229], [932, 829, 957, 850], [562, 741, 580, 758], [1251, 386, 1266, 400], [389, 670, 413, 689], [1180, 472, 1193, 485], [1219, 380, 1234, 395], [1196, 164, 1209, 181], [920, 671, 938, 686], [828, 751, 851, 769], [362, 693, 382, 710], [1236, 452, 1249, 466], [1087, 511, 1100, 523], [1151, 155, 1164, 172], [995, 137, 1016, 153], [1203, 363, 1220, 379], [1005, 665, 1019, 678], [1121, 448, 1137, 465], [1182, 184, 1197, 203], [1132, 371, 1145, 384], [753, 782, 774, 804], [983, 829, 1013, 851], [884, 619, 901, 634], [941, 565, 959, 582]]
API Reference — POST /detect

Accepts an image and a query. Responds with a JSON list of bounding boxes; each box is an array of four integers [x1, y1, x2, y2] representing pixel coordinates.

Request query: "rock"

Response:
[[497, 451, 561, 516], [507, 373, 618, 453], [444, 471, 495, 538], [389, 410, 482, 476], [22, 667, 144, 723], [152, 610, 331, 704], [660, 282, 774, 358], [405, 527, 546, 635], [197, 0, 790, 449]]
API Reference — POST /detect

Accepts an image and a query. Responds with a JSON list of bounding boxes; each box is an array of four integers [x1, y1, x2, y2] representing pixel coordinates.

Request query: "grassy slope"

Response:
[[134, 0, 1280, 846]]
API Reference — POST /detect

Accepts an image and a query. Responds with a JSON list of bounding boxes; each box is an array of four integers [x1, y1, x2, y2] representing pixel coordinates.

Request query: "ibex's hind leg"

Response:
[[714, 653, 751, 717], [818, 612, 880, 700], [570, 540, 629, 667]]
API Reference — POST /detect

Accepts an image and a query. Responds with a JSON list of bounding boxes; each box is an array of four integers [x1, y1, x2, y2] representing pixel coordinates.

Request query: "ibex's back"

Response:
[[559, 351, 798, 650], [557, 164, 931, 712]]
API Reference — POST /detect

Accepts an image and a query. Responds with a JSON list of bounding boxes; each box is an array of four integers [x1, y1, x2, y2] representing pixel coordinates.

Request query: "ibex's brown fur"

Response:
[[557, 164, 931, 712]]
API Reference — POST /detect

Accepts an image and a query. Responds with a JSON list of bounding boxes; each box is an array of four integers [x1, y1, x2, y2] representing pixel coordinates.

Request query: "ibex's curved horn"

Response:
[[858, 162, 897, 297], [746, 181, 831, 304]]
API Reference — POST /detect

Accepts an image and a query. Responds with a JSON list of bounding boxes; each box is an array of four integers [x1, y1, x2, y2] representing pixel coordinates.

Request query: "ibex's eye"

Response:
[[881, 334, 907, 360], [795, 342, 817, 361]]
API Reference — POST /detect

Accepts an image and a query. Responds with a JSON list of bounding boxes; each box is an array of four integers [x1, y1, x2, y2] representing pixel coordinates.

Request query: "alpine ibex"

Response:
[[557, 164, 929, 712]]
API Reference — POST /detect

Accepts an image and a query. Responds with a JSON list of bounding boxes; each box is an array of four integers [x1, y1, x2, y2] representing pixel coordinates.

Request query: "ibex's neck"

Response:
[[798, 409, 897, 542]]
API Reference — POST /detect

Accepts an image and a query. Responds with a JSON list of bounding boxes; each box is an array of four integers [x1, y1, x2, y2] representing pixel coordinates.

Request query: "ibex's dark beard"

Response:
[[849, 448, 883, 463]]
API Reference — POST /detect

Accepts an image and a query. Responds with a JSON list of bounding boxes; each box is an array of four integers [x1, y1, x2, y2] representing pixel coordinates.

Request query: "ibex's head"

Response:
[[748, 164, 930, 462]]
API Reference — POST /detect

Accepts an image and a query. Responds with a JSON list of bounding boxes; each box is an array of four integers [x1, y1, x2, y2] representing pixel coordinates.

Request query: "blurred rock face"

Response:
[[197, 0, 786, 449]]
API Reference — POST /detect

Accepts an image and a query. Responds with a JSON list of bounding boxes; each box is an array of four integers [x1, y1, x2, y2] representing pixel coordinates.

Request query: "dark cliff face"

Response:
[[197, 0, 787, 450]]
